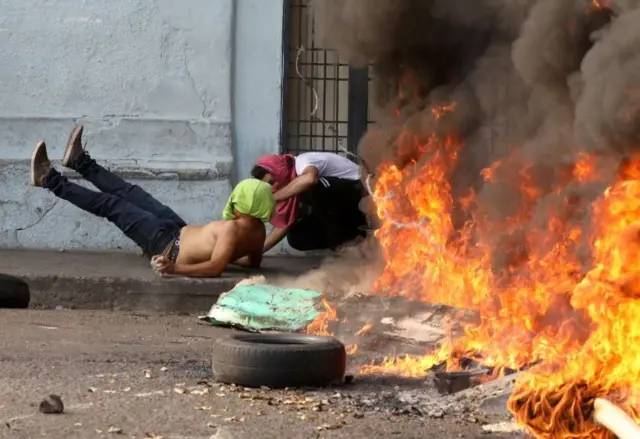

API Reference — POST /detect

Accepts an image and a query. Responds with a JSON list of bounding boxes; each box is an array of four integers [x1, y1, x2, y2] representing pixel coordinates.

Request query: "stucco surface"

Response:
[[0, 0, 237, 250], [0, 161, 231, 250], [232, 0, 285, 180]]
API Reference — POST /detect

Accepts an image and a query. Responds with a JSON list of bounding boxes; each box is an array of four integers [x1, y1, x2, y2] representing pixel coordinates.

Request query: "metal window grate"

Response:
[[281, 3, 512, 162], [282, 0, 369, 158]]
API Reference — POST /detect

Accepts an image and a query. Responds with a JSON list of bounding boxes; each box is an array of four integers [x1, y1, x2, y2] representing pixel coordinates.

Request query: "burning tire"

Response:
[[0, 274, 30, 309], [211, 333, 346, 388]]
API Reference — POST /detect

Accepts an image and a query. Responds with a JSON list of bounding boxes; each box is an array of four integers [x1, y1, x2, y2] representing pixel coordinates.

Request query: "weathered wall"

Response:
[[0, 0, 284, 251], [232, 0, 285, 182], [232, 0, 301, 255]]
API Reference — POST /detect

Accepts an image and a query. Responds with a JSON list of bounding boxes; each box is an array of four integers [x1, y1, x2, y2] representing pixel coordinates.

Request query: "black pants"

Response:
[[287, 177, 367, 251], [43, 153, 187, 257]]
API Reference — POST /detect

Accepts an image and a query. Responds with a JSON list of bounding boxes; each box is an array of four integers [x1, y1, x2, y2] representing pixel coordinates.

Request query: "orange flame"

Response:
[[509, 165, 640, 438], [591, 0, 609, 10], [355, 323, 373, 337], [363, 100, 640, 437], [306, 298, 338, 336]]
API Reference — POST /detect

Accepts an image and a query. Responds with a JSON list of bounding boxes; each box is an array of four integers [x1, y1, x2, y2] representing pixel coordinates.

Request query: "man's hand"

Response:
[[151, 255, 175, 276]]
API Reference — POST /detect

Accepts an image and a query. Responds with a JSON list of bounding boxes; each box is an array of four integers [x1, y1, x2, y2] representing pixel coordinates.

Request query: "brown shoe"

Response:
[[62, 124, 84, 169], [30, 141, 51, 187]]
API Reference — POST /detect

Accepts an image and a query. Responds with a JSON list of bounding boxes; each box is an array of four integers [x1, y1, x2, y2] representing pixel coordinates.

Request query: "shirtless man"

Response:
[[29, 125, 275, 278]]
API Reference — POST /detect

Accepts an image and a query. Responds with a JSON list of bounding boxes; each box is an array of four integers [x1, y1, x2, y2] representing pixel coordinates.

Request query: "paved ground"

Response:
[[0, 249, 520, 438], [0, 310, 519, 439], [0, 249, 323, 312]]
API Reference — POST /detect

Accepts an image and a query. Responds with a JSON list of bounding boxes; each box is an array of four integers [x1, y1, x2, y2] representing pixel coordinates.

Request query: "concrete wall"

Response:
[[232, 0, 300, 255], [233, 0, 285, 181], [0, 0, 285, 251]]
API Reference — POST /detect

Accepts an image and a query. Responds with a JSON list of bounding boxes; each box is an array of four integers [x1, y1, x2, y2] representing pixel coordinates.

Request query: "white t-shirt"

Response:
[[294, 152, 361, 180]]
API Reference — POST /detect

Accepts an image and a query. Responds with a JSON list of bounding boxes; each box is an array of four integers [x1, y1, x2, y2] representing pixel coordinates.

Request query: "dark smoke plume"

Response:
[[309, 0, 638, 265], [311, 0, 627, 168]]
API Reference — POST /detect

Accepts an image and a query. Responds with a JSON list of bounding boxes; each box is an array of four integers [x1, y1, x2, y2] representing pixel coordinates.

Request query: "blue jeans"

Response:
[[43, 153, 186, 257]]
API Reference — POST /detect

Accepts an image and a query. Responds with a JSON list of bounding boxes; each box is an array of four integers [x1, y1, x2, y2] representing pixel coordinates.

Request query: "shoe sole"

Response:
[[30, 141, 45, 186], [62, 124, 83, 168]]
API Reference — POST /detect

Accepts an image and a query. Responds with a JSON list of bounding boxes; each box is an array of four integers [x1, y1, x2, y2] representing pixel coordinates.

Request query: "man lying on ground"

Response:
[[30, 125, 275, 278]]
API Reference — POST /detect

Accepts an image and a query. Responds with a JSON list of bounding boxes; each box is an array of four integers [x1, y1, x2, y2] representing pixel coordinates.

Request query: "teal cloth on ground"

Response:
[[199, 284, 323, 332]]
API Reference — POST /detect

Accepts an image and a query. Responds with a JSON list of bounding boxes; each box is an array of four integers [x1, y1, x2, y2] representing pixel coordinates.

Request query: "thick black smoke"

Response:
[[311, 0, 638, 167], [309, 0, 640, 265], [311, 0, 634, 162]]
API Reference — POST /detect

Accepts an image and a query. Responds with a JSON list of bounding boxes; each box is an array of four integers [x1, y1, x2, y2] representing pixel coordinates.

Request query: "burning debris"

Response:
[[300, 0, 640, 437], [345, 371, 520, 420], [431, 357, 520, 395]]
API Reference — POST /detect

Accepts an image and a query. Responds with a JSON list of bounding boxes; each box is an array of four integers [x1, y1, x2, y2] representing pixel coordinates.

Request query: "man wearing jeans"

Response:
[[29, 125, 275, 278]]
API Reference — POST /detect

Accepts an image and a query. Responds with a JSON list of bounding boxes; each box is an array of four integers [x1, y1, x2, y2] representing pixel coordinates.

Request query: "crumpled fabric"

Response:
[[222, 178, 276, 223], [199, 282, 323, 332], [255, 154, 298, 228]]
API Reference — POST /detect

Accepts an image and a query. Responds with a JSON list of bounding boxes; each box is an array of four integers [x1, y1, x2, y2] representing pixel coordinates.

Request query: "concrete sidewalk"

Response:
[[1, 249, 322, 313]]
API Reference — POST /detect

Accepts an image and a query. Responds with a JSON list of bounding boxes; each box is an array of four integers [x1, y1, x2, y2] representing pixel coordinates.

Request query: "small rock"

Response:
[[191, 388, 209, 396], [39, 395, 64, 414], [108, 426, 123, 434], [316, 422, 344, 431]]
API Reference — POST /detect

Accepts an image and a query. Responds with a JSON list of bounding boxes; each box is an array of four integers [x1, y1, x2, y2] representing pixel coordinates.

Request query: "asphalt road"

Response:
[[0, 310, 518, 439]]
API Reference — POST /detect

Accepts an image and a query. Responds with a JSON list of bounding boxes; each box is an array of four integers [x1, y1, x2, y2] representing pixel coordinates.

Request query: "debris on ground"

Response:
[[211, 427, 235, 439], [38, 395, 64, 414], [345, 372, 520, 419], [481, 421, 524, 433]]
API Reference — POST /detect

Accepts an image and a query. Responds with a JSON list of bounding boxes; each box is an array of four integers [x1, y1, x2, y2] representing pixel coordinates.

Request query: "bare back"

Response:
[[176, 218, 266, 267]]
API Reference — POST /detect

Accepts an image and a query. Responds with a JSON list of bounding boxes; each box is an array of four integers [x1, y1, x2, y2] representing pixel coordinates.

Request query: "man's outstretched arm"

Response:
[[273, 166, 318, 202], [172, 225, 238, 278]]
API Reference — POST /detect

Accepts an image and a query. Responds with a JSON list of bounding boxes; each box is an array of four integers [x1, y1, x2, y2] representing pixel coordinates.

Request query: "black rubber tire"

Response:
[[212, 333, 346, 388], [0, 273, 30, 309]]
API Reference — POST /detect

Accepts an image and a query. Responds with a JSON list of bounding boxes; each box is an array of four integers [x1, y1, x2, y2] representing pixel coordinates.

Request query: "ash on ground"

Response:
[[342, 372, 519, 420]]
